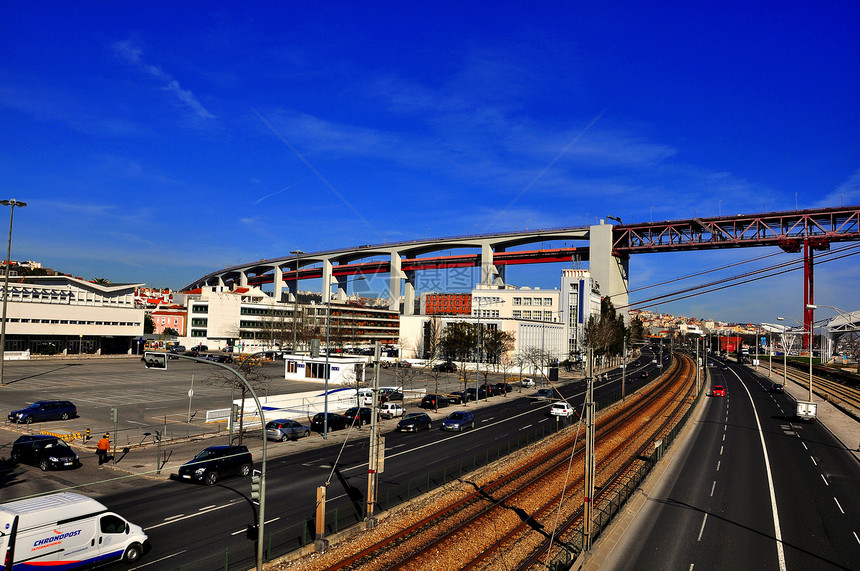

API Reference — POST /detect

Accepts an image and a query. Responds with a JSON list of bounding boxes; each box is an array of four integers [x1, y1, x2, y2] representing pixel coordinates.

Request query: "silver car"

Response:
[[266, 419, 310, 442]]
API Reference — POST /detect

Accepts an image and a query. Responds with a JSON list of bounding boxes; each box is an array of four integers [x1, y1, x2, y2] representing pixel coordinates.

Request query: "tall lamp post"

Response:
[[289, 250, 305, 354], [323, 275, 365, 438], [0, 199, 26, 387], [777, 316, 814, 402]]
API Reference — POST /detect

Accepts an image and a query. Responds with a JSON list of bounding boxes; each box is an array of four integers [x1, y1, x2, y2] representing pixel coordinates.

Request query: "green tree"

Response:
[[143, 313, 155, 335], [584, 298, 626, 364]]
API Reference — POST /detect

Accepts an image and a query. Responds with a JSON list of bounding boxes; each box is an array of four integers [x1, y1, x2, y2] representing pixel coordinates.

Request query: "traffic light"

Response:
[[250, 470, 261, 502], [142, 352, 167, 370]]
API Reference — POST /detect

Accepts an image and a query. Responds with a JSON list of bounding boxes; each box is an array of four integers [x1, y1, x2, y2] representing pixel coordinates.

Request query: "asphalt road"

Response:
[[610, 358, 860, 570]]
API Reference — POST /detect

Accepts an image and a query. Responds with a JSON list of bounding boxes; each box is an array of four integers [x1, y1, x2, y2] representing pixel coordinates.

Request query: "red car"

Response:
[[712, 385, 726, 397]]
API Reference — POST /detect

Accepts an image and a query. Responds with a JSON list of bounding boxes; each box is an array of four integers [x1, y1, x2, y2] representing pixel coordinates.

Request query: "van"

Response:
[[0, 492, 149, 568]]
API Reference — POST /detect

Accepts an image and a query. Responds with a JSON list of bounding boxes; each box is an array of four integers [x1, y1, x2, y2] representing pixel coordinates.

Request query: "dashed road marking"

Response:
[[834, 497, 844, 514], [710, 481, 716, 497], [821, 474, 829, 486], [697, 513, 708, 541]]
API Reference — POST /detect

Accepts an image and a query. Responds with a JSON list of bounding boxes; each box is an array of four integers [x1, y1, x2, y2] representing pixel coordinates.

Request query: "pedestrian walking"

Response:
[[97, 433, 110, 465]]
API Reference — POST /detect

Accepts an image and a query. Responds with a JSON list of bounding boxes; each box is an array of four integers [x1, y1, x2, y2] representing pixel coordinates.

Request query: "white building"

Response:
[[560, 269, 603, 358], [1, 275, 145, 355]]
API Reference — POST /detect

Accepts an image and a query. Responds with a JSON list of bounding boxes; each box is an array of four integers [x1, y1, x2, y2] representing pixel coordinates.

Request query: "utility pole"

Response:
[[621, 337, 627, 400], [366, 342, 383, 528], [583, 348, 596, 551], [695, 337, 700, 394]]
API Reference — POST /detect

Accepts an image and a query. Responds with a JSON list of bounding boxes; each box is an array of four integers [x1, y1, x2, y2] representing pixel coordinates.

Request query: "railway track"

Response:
[[770, 362, 860, 414], [292, 354, 697, 571]]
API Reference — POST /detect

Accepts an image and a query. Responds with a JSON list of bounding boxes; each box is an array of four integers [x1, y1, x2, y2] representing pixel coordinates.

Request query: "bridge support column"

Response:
[[403, 271, 416, 315], [216, 275, 224, 288], [589, 222, 629, 319], [389, 252, 404, 311], [273, 266, 284, 301], [321, 259, 334, 302], [480, 243, 503, 286], [238, 271, 248, 288], [335, 273, 348, 301]]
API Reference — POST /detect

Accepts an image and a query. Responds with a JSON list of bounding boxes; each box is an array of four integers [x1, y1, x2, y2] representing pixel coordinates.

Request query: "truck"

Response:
[[0, 492, 148, 569], [795, 400, 818, 422]]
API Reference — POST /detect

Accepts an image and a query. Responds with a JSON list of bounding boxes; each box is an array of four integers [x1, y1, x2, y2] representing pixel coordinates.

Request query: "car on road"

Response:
[[207, 354, 233, 363], [639, 371, 649, 379], [175, 445, 253, 486], [432, 361, 457, 372], [441, 411, 475, 432], [8, 400, 77, 424], [11, 435, 80, 471], [380, 402, 404, 419], [768, 383, 785, 393], [343, 407, 373, 426], [421, 394, 451, 409], [521, 377, 536, 388], [720, 364, 728, 370], [266, 419, 310, 441], [533, 388, 554, 400], [311, 412, 347, 432], [397, 412, 433, 432], [449, 391, 468, 404], [549, 401, 574, 417], [712, 385, 726, 397], [494, 382, 513, 394]]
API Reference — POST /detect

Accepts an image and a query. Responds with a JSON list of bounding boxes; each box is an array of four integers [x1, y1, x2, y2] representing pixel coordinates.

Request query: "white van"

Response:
[[0, 492, 148, 568]]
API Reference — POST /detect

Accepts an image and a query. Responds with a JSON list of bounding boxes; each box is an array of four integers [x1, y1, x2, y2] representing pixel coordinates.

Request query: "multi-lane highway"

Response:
[[608, 358, 859, 570]]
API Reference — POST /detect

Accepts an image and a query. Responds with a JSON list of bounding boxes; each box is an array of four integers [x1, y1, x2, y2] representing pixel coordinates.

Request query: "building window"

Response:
[[523, 298, 532, 306], [513, 311, 521, 319], [513, 297, 521, 306], [522, 311, 531, 319], [544, 298, 553, 306]]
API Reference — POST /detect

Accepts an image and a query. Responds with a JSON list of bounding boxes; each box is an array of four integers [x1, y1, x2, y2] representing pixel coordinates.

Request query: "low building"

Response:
[[0, 275, 144, 355]]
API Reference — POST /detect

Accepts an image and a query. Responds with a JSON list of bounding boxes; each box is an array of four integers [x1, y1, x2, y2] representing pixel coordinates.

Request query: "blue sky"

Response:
[[2, 2, 858, 325]]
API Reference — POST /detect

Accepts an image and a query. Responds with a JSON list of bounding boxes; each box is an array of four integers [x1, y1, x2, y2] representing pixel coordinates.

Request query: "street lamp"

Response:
[[0, 199, 26, 387], [323, 275, 365, 438], [474, 297, 504, 403], [289, 250, 305, 354], [777, 316, 814, 402]]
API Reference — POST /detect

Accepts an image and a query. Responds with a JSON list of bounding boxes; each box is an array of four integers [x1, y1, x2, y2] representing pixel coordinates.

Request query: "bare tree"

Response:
[[422, 317, 447, 411], [203, 358, 272, 445]]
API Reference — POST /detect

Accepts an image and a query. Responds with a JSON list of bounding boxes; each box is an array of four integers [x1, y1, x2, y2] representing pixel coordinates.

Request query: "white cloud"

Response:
[[112, 40, 214, 121]]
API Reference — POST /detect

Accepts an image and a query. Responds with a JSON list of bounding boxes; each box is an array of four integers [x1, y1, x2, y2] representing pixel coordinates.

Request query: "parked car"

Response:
[[769, 383, 785, 393], [11, 435, 80, 471], [479, 384, 496, 397], [397, 412, 433, 432], [175, 445, 253, 485], [521, 378, 536, 388], [549, 401, 574, 417], [533, 389, 554, 400], [266, 419, 310, 441], [421, 394, 451, 409], [441, 411, 476, 432], [380, 402, 404, 419], [432, 361, 457, 372], [494, 382, 513, 394], [171, 345, 186, 353], [311, 412, 347, 432], [207, 354, 233, 363], [465, 386, 491, 400], [8, 400, 77, 424], [449, 391, 468, 404], [712, 385, 726, 397], [343, 407, 373, 426]]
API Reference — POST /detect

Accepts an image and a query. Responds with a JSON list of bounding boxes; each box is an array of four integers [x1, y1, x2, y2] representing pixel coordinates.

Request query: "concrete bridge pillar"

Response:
[[321, 259, 334, 302], [335, 272, 348, 301], [216, 275, 224, 288], [589, 222, 629, 319], [403, 270, 416, 315], [481, 243, 505, 286], [273, 265, 284, 301], [238, 271, 248, 288], [389, 252, 404, 311]]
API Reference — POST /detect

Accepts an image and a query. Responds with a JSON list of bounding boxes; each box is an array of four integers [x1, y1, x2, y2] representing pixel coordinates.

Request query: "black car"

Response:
[[311, 412, 347, 432], [448, 391, 468, 404], [8, 400, 77, 424], [175, 445, 253, 485], [397, 412, 432, 432], [11, 435, 80, 471], [432, 361, 457, 372], [769, 383, 785, 393], [493, 382, 513, 394], [479, 384, 497, 397], [421, 394, 451, 409], [343, 407, 373, 426]]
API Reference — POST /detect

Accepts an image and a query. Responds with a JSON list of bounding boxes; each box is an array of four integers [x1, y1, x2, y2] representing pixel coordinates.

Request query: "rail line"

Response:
[[320, 353, 697, 571], [769, 362, 860, 414]]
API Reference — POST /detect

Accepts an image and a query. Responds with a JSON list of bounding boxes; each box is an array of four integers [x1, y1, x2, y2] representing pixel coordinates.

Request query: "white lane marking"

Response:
[[520, 424, 533, 430], [697, 513, 708, 541], [689, 565, 694, 570], [199, 504, 216, 510], [854, 531, 860, 545], [802, 442, 808, 450], [145, 500, 240, 530], [130, 549, 187, 569], [724, 425, 727, 432], [734, 370, 787, 571], [722, 434, 726, 442], [834, 497, 844, 514], [163, 513, 186, 521], [710, 481, 716, 497], [811, 456, 817, 466], [716, 461, 721, 471], [719, 446, 724, 456], [821, 474, 829, 486]]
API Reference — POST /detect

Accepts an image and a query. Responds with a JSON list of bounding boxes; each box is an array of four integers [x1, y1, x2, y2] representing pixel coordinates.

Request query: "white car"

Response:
[[550, 401, 574, 417], [521, 378, 536, 387], [379, 402, 404, 419]]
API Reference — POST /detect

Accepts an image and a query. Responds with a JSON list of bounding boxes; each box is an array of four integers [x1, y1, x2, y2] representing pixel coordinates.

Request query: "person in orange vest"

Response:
[[97, 433, 110, 465]]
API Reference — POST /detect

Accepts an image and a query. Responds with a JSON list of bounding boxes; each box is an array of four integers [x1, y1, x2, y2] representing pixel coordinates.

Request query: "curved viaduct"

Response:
[[182, 206, 860, 316]]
